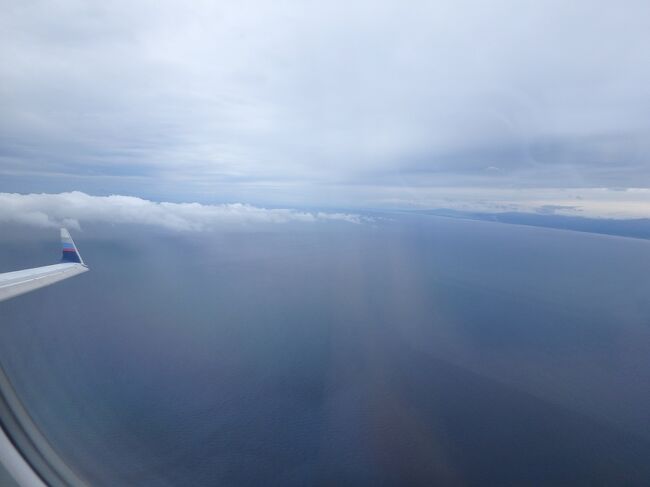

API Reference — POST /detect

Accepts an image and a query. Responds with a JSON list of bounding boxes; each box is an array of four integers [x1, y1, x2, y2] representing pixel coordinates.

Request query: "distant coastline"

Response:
[[409, 209, 650, 241]]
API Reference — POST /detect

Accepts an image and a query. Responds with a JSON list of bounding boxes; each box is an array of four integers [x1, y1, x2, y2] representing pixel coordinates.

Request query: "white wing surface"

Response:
[[0, 229, 88, 303]]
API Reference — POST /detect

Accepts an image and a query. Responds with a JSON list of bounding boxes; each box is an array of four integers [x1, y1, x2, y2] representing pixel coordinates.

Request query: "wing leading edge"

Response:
[[0, 229, 89, 303]]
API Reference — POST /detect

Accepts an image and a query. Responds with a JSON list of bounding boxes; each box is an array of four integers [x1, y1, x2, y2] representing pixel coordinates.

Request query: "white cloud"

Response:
[[0, 192, 367, 231]]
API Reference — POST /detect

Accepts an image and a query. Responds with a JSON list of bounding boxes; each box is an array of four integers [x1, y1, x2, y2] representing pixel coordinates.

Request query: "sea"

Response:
[[1, 213, 649, 486]]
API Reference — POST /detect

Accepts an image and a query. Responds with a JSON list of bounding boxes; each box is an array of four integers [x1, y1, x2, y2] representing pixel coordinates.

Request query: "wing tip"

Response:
[[60, 227, 85, 265]]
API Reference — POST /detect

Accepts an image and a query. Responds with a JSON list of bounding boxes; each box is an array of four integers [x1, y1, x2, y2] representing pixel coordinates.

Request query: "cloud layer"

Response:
[[0, 192, 366, 231], [1, 1, 649, 211]]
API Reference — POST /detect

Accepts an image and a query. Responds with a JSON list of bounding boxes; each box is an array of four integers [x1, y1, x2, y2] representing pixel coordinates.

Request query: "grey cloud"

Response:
[[1, 1, 649, 208], [392, 132, 650, 188]]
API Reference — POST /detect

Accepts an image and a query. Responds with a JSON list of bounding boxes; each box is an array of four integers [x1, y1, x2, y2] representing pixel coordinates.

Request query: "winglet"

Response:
[[61, 228, 85, 265]]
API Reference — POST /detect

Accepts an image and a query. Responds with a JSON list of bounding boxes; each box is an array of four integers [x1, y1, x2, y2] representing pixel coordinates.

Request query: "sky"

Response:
[[1, 0, 650, 225]]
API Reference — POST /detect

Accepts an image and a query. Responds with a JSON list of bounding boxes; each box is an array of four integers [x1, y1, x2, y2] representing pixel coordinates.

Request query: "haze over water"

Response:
[[1, 214, 650, 485]]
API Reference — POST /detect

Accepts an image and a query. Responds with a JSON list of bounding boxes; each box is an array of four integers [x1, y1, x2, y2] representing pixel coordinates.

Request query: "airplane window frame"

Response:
[[0, 362, 88, 487]]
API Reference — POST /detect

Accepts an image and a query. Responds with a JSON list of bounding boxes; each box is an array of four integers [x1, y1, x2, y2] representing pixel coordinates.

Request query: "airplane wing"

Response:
[[0, 228, 89, 302]]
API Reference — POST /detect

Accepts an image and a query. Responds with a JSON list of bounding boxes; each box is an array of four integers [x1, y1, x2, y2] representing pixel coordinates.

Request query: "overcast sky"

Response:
[[1, 0, 649, 219]]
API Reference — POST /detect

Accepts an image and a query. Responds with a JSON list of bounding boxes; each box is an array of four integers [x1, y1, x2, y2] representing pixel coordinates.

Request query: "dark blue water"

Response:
[[1, 214, 650, 486]]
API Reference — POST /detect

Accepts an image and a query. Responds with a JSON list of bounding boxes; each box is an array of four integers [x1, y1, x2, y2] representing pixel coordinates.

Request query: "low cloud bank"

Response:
[[0, 192, 367, 231], [374, 187, 650, 219]]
